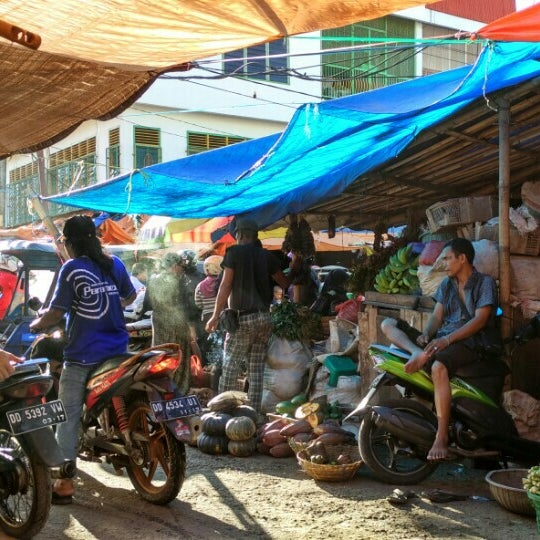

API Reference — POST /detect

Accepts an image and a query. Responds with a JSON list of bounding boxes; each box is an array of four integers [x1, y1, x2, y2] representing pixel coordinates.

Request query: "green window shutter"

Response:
[[134, 127, 161, 168], [47, 138, 97, 218], [107, 128, 121, 176], [187, 132, 248, 156]]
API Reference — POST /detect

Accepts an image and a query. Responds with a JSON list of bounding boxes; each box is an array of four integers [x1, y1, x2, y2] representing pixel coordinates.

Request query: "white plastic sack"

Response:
[[417, 265, 446, 297], [328, 319, 358, 353], [311, 370, 362, 407], [266, 336, 312, 371], [263, 366, 306, 401], [261, 389, 281, 414], [472, 239, 499, 279]]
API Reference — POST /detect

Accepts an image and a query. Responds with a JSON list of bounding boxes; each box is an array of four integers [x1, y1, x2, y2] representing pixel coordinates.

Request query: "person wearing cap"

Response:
[[206, 217, 297, 413], [30, 215, 136, 503], [145, 252, 198, 393]]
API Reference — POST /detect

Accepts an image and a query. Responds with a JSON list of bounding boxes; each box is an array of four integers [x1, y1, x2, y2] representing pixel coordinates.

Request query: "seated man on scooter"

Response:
[[381, 238, 501, 461]]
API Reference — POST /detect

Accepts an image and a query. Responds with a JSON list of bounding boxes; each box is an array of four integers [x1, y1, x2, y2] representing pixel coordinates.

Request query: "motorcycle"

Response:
[[125, 317, 153, 352], [0, 357, 74, 539], [51, 342, 201, 505], [345, 313, 540, 485]]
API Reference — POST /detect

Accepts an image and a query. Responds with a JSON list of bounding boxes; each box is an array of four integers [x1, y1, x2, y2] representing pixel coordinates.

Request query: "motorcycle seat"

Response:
[[369, 344, 410, 360], [453, 358, 509, 379], [90, 353, 133, 378]]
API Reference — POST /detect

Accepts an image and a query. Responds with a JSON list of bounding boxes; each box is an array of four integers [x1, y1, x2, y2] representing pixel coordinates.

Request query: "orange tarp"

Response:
[[170, 217, 232, 244], [476, 4, 540, 41], [99, 218, 135, 245]]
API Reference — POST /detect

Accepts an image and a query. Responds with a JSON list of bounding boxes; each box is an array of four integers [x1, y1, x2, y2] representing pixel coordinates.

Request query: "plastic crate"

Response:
[[477, 224, 540, 256], [426, 196, 498, 232]]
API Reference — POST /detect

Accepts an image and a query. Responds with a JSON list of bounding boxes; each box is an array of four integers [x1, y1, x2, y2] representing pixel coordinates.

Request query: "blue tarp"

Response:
[[46, 41, 540, 229]]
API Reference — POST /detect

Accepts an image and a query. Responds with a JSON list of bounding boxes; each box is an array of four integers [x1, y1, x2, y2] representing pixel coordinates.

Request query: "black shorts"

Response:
[[395, 319, 482, 377]]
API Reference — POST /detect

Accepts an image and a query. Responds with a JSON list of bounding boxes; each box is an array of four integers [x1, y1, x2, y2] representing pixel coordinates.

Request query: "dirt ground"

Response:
[[26, 440, 538, 540]]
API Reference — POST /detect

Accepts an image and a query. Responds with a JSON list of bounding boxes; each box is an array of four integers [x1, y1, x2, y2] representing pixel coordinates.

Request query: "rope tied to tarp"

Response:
[[124, 169, 152, 213]]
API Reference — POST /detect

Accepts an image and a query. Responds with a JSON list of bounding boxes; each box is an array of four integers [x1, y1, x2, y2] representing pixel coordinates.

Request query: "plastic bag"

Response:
[[334, 299, 360, 323], [419, 240, 446, 266]]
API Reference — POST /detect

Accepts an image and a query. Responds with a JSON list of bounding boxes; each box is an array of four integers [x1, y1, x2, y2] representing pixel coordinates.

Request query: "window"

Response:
[[7, 162, 39, 226], [422, 24, 481, 75], [106, 127, 121, 177], [187, 132, 248, 156], [47, 138, 97, 217], [321, 16, 415, 99], [134, 127, 161, 168], [223, 39, 289, 84]]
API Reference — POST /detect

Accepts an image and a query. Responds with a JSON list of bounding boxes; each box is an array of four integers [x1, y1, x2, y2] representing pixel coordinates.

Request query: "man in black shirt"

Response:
[[206, 218, 292, 413]]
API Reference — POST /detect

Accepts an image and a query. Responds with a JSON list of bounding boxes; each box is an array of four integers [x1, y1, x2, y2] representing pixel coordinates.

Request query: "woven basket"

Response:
[[296, 444, 362, 482], [485, 469, 535, 516]]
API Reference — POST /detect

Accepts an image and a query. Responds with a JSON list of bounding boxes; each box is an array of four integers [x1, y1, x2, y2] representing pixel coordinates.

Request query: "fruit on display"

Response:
[[225, 416, 257, 441], [197, 433, 229, 455], [231, 405, 259, 423], [228, 437, 258, 457], [197, 399, 258, 456], [269, 442, 295, 458], [275, 400, 297, 416], [200, 412, 233, 436], [257, 404, 356, 460], [373, 244, 420, 295], [207, 390, 247, 412], [524, 465, 540, 493]]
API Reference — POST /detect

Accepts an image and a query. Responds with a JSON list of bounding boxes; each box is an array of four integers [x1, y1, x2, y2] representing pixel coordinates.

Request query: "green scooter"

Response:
[[344, 314, 540, 484]]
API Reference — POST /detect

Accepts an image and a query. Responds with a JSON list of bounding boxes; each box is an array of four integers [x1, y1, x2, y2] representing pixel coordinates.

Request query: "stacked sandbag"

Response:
[[510, 256, 540, 318]]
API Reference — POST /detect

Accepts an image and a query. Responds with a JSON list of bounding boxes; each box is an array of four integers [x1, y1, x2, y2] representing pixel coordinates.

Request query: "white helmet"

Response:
[[203, 255, 223, 276]]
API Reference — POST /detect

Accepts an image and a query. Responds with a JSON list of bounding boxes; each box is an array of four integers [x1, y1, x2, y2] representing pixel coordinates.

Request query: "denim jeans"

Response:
[[56, 362, 94, 463]]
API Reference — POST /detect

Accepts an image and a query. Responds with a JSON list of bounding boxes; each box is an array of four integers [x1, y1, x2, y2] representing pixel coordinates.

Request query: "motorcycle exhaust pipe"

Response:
[[370, 406, 436, 450]]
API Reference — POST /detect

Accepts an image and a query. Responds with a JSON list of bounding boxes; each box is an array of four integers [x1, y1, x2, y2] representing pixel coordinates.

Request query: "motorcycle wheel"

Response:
[[125, 400, 186, 505], [359, 398, 439, 485], [0, 431, 51, 539]]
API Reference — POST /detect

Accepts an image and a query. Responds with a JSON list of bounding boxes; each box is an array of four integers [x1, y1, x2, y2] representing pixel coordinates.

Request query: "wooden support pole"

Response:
[[0, 20, 41, 49], [27, 194, 69, 261], [498, 99, 511, 339]]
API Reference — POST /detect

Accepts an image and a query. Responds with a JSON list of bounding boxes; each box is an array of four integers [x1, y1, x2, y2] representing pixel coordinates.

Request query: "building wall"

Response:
[[429, 0, 515, 23]]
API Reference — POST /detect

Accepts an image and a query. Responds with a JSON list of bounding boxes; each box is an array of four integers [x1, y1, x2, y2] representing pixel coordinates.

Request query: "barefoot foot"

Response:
[[404, 350, 429, 374], [427, 438, 449, 461]]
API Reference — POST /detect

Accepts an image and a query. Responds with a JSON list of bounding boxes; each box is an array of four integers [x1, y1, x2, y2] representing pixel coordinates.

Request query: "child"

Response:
[[194, 255, 223, 366]]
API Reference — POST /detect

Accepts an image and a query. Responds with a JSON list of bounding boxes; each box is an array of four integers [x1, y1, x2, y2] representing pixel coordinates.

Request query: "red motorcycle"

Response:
[[44, 342, 201, 505]]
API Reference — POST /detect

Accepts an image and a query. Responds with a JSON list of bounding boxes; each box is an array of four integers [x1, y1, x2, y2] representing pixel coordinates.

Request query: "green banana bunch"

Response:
[[373, 245, 420, 295]]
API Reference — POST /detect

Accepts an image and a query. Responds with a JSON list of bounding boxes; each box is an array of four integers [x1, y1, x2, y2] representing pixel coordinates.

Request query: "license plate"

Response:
[[7, 400, 67, 435], [150, 395, 202, 422]]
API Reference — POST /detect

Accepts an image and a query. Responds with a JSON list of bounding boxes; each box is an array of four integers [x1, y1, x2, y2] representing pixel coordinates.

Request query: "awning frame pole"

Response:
[[498, 98, 511, 339]]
